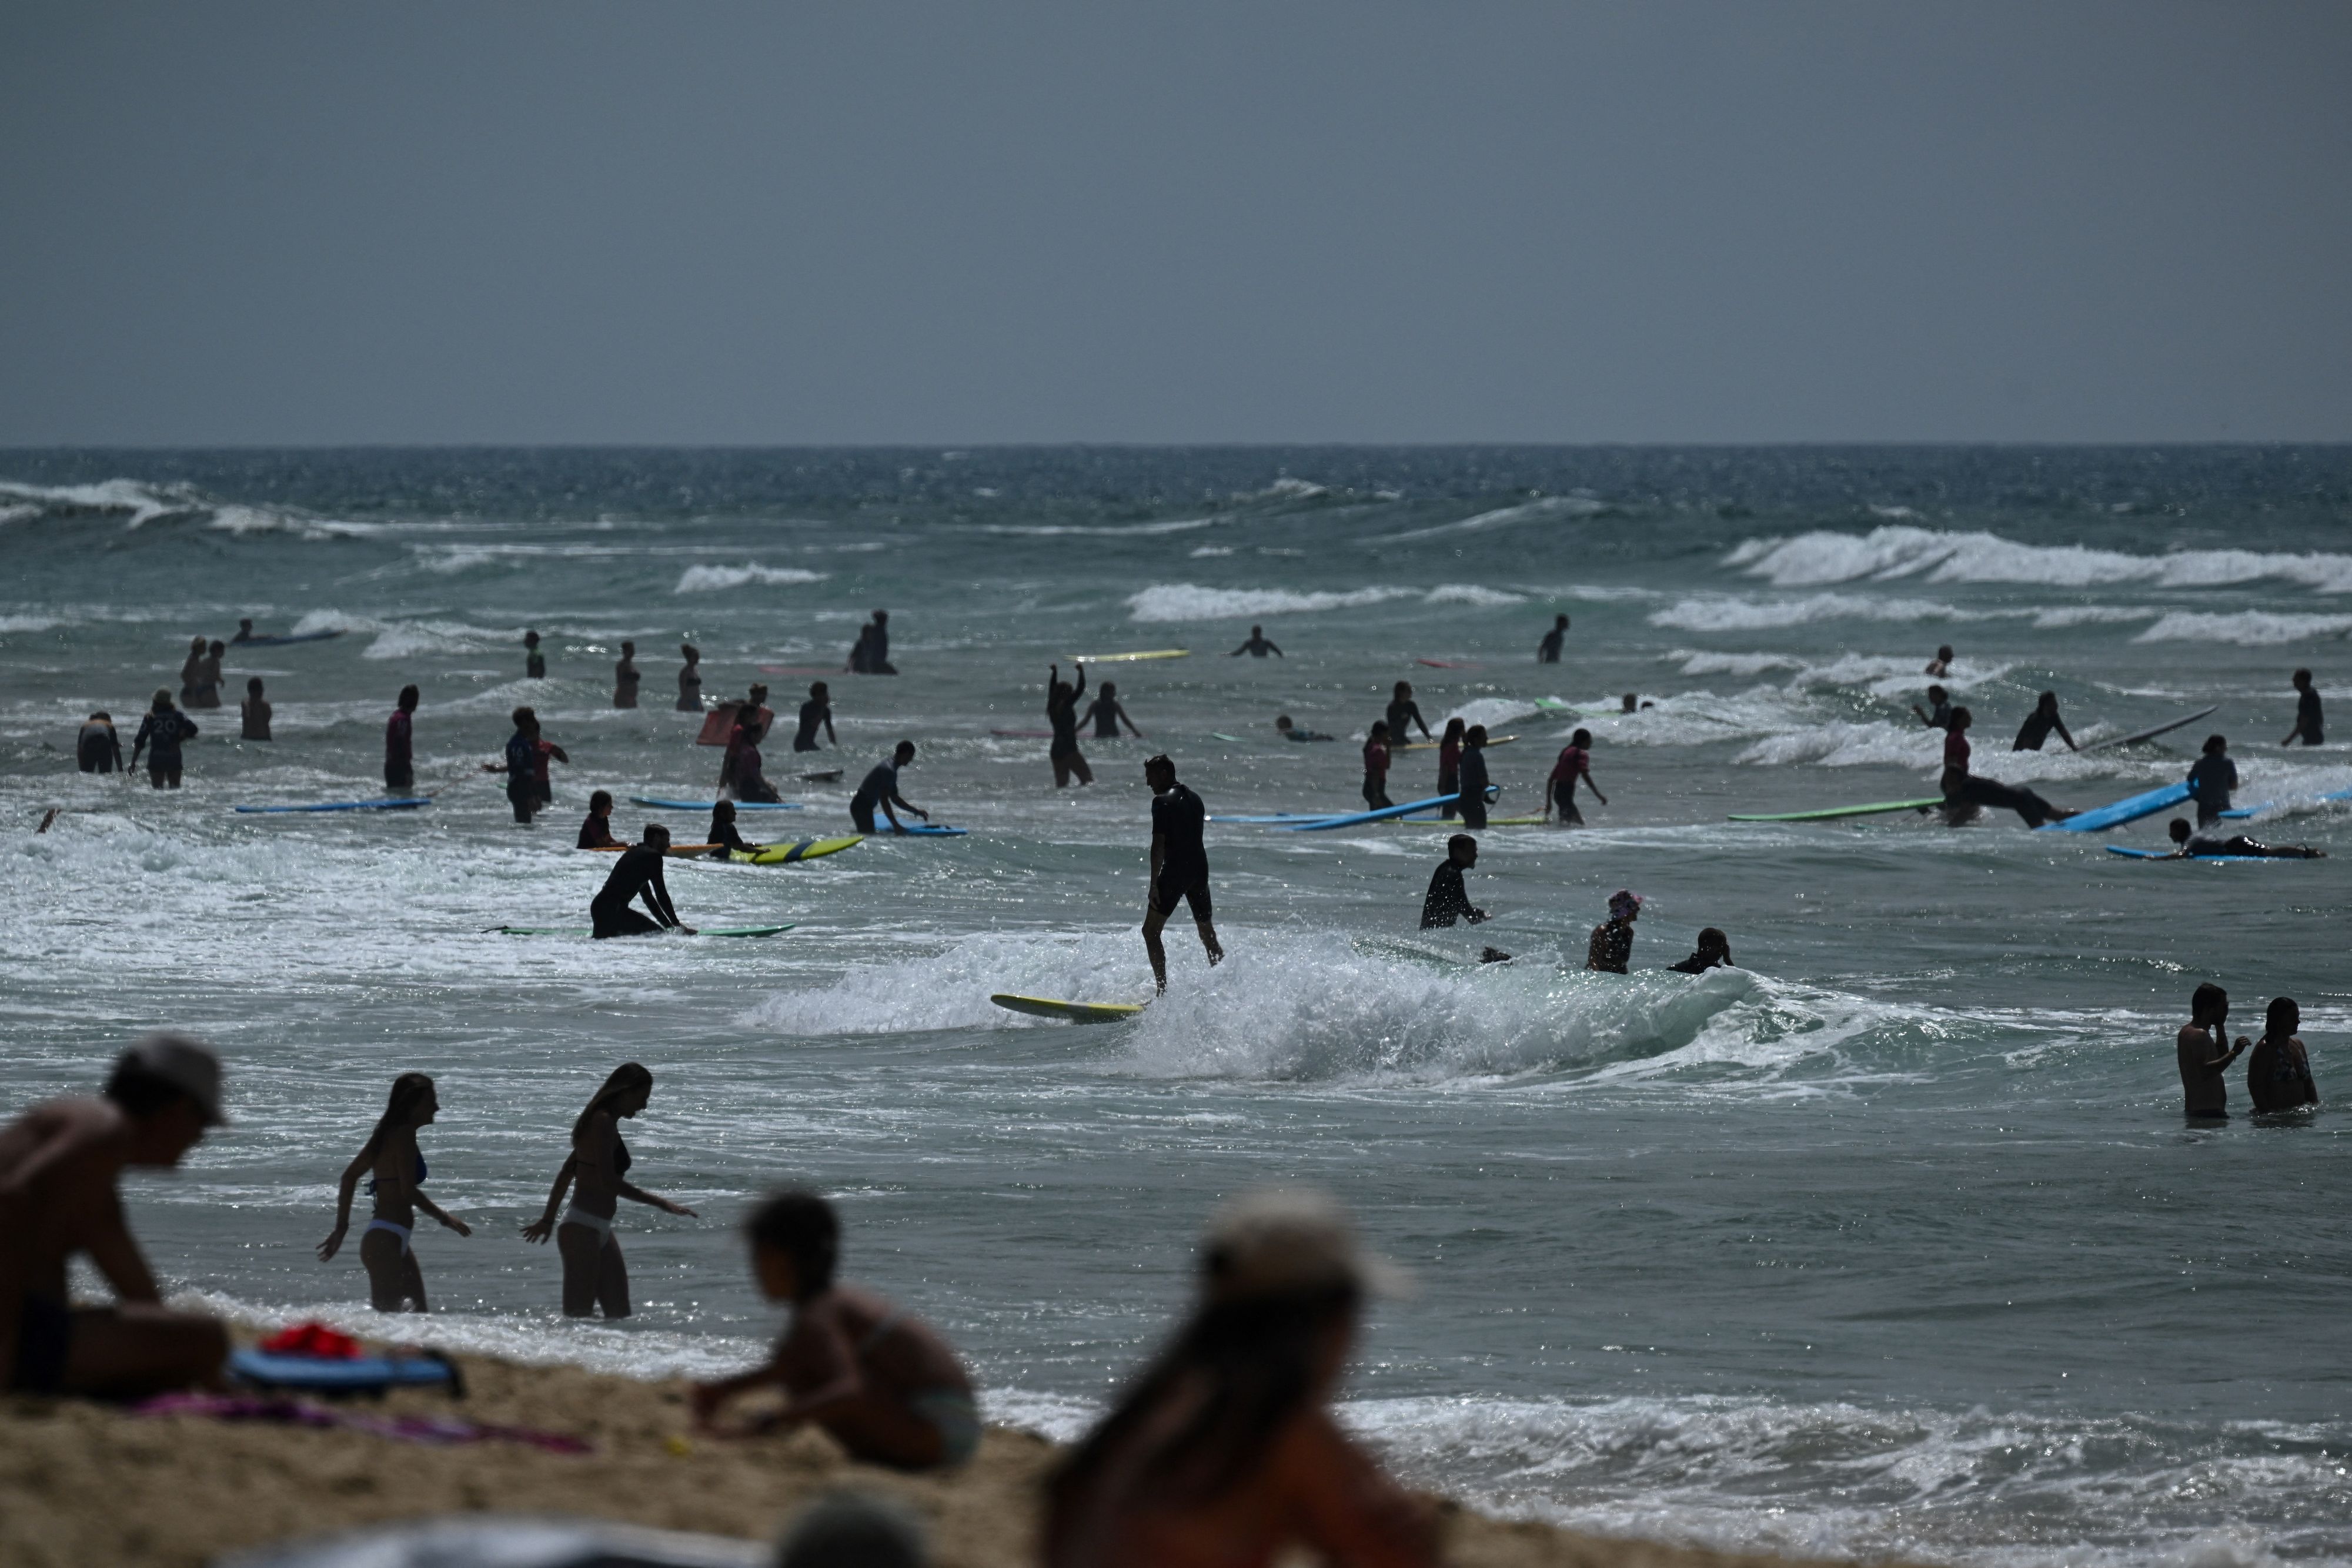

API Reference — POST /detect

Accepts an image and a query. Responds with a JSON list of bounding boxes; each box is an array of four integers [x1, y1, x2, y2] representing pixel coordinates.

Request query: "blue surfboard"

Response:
[[234, 798, 432, 814], [2039, 781, 2190, 833], [229, 629, 347, 648], [629, 797, 803, 811], [2107, 847, 2280, 863], [230, 1348, 455, 1391], [1284, 790, 1486, 831], [872, 824, 967, 837]]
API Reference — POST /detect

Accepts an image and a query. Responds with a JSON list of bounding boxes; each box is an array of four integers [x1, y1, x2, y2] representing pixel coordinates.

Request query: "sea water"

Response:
[[2, 447, 2348, 1566]]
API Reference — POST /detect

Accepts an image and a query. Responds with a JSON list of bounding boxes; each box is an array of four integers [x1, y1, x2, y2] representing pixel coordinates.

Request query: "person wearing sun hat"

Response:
[[1045, 1188, 1435, 1568], [0, 1034, 230, 1396], [1586, 888, 1643, 973]]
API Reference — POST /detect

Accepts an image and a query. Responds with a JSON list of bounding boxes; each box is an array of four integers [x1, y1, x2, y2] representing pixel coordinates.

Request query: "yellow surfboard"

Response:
[[990, 993, 1147, 1024], [735, 835, 865, 865]]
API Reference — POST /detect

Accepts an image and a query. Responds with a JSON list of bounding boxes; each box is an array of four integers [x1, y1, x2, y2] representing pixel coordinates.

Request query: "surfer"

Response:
[[1047, 663, 1093, 787], [1436, 718, 1464, 820], [177, 637, 207, 706], [485, 706, 569, 824], [1084, 680, 1142, 740], [2246, 997, 2318, 1113], [1275, 715, 1332, 742], [0, 1034, 230, 1397], [385, 686, 420, 794], [1545, 728, 1606, 827], [851, 741, 928, 834], [2186, 734, 2237, 827], [1385, 682, 1431, 743], [1361, 722, 1393, 811], [239, 678, 270, 741], [130, 690, 197, 789], [1142, 754, 1222, 993], [1419, 835, 1489, 929], [690, 1190, 980, 1470], [1668, 928, 1734, 974], [2012, 691, 2077, 752], [524, 629, 546, 680], [1586, 890, 1642, 972], [613, 641, 640, 708], [677, 644, 704, 711], [726, 708, 781, 804], [1621, 693, 1654, 714], [2177, 984, 2249, 1121], [1538, 613, 1569, 663], [2281, 668, 2324, 747], [1938, 709, 2073, 828], [2162, 818, 2323, 860], [1043, 1188, 1436, 1568], [1231, 626, 1284, 658], [76, 712, 122, 774], [1455, 725, 1492, 830], [233, 619, 255, 644], [522, 1063, 699, 1318], [1910, 684, 1952, 730], [708, 801, 761, 858], [579, 790, 620, 850], [1925, 645, 1954, 678], [587, 825, 694, 937], [317, 1073, 469, 1313], [794, 683, 837, 753]]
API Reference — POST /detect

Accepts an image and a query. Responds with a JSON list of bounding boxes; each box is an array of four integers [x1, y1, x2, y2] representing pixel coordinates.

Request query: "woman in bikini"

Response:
[[318, 1073, 470, 1312], [521, 1063, 698, 1318]]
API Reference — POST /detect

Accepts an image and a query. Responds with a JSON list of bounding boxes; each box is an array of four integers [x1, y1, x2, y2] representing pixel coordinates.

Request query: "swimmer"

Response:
[[1911, 684, 1953, 731], [1538, 613, 1569, 663], [239, 677, 270, 741], [521, 1063, 699, 1318], [1274, 715, 1332, 742], [75, 711, 122, 774], [677, 643, 704, 711], [1586, 889, 1641, 972], [1939, 708, 2073, 827], [1419, 834, 1489, 929], [130, 690, 197, 789], [1142, 754, 1222, 993], [2163, 818, 2323, 860], [578, 790, 619, 850], [2177, 983, 2249, 1121], [1384, 682, 1431, 743], [232, 618, 255, 643], [385, 685, 419, 794], [1545, 728, 1606, 827], [1455, 724, 1492, 830], [2281, 668, 2324, 747], [1668, 928, 1734, 974], [2012, 691, 2077, 752], [587, 824, 694, 937], [1084, 680, 1142, 740], [524, 628, 546, 680], [1619, 693, 1653, 714], [613, 640, 640, 708], [1361, 722, 1393, 811], [691, 1190, 980, 1470], [851, 741, 928, 834], [317, 1074, 469, 1313], [1231, 624, 1284, 658], [707, 800, 763, 858], [1047, 663, 1093, 787], [1436, 718, 1464, 820], [2246, 997, 2318, 1112], [483, 706, 569, 823], [1925, 644, 1954, 678], [2186, 734, 2237, 827], [0, 1034, 230, 1396], [794, 682, 837, 753]]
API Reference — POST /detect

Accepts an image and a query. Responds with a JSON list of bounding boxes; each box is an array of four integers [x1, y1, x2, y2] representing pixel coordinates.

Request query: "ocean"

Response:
[[3, 446, 2348, 1566]]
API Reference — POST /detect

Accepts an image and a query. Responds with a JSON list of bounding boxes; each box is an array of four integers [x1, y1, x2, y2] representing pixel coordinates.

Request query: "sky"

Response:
[[4, 2, 2349, 446]]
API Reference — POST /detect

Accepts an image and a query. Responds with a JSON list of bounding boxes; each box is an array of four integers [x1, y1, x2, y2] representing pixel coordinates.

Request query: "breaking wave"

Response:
[[673, 563, 829, 593], [1728, 525, 2352, 594]]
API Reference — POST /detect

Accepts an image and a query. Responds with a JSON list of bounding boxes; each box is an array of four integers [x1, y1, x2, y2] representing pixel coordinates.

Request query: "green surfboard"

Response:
[[1728, 798, 1944, 823]]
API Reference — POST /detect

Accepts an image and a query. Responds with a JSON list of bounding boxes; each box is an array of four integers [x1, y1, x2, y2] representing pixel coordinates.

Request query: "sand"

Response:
[[0, 1349, 1868, 1568]]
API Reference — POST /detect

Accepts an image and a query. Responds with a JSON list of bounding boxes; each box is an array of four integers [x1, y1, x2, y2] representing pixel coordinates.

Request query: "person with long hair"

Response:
[[131, 689, 198, 789], [2246, 997, 2319, 1114], [1435, 718, 1464, 820], [521, 1064, 697, 1318], [318, 1073, 469, 1312], [1044, 1189, 1433, 1568]]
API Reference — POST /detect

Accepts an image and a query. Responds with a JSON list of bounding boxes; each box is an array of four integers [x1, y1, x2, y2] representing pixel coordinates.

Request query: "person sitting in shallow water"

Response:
[[692, 1190, 978, 1470], [1668, 927, 1733, 974], [2163, 817, 2323, 860]]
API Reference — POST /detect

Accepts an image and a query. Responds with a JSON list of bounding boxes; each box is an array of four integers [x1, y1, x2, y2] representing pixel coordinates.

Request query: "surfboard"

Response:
[[229, 1349, 453, 1392], [1285, 791, 1484, 831], [2040, 781, 2190, 833], [800, 770, 843, 783], [582, 842, 725, 858], [2106, 847, 2283, 863], [2082, 704, 2221, 753], [1728, 798, 1943, 823], [229, 630, 346, 648], [2218, 785, 2352, 820], [1208, 732, 1249, 743], [1398, 814, 1549, 827], [736, 835, 863, 864], [234, 797, 432, 814], [1067, 650, 1190, 663], [990, 729, 1055, 738], [629, 797, 803, 811], [694, 703, 773, 746], [1415, 658, 1481, 668], [1395, 735, 1516, 752], [490, 924, 794, 937], [1534, 697, 1579, 713], [990, 993, 1147, 1024], [873, 824, 967, 837]]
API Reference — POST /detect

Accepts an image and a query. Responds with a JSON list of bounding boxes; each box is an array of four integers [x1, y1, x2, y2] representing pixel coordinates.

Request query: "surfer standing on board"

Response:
[[1538, 613, 1569, 663], [1231, 625, 1283, 657], [851, 741, 928, 834], [1142, 754, 1222, 993], [1047, 663, 1094, 787], [2281, 668, 2324, 747]]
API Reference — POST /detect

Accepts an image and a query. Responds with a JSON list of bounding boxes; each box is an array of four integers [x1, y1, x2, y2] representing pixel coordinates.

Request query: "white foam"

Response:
[[1736, 720, 1942, 771], [1649, 593, 1979, 632], [2132, 611, 2352, 647], [673, 563, 829, 593], [1425, 583, 1526, 607], [0, 476, 203, 529], [1125, 584, 1415, 622], [1443, 697, 1543, 731], [1730, 524, 2352, 594], [1372, 495, 1606, 541]]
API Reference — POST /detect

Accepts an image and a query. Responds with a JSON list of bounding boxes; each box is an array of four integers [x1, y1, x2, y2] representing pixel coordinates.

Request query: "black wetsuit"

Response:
[[1151, 782, 1211, 920], [2293, 687, 2324, 745], [1669, 950, 1730, 975], [577, 813, 618, 850], [76, 721, 122, 774], [1454, 743, 1490, 830], [1231, 635, 1282, 657], [2185, 833, 2319, 860], [1538, 627, 1565, 663], [1419, 862, 1484, 928], [1920, 698, 1953, 730], [2187, 753, 2237, 828], [794, 697, 831, 752], [592, 845, 681, 938], [2012, 710, 2063, 751], [504, 731, 539, 823], [1385, 698, 1429, 743], [132, 708, 196, 786], [527, 648, 546, 679], [707, 813, 756, 857], [851, 758, 903, 833]]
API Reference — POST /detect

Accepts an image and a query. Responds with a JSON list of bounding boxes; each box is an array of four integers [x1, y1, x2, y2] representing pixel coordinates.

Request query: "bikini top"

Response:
[[364, 1153, 426, 1196]]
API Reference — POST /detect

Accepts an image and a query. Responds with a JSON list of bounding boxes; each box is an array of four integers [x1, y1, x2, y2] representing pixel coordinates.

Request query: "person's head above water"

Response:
[[2265, 995, 2300, 1040], [1465, 724, 1488, 745], [712, 801, 737, 823], [744, 1188, 840, 1305], [748, 684, 769, 706], [2203, 734, 2228, 755], [1251, 624, 1264, 637], [620, 640, 634, 657], [1571, 728, 1592, 748], [105, 1033, 226, 1165], [2293, 667, 2313, 690], [510, 704, 536, 733], [575, 1062, 654, 1139], [151, 688, 173, 712], [1447, 833, 1477, 867], [89, 710, 110, 723], [238, 619, 253, 634], [893, 740, 917, 764], [1926, 685, 1948, 704], [1100, 681, 1117, 699], [643, 823, 671, 847], [1553, 613, 1569, 629], [873, 609, 888, 624], [397, 685, 419, 712], [1442, 717, 1465, 744], [1621, 693, 1638, 713], [2169, 817, 2194, 844], [1949, 706, 1973, 731], [2037, 691, 2060, 713], [1275, 714, 1294, 731], [589, 790, 613, 817], [1369, 720, 1389, 741], [246, 677, 263, 694], [1144, 753, 1177, 791], [810, 681, 828, 699], [208, 640, 225, 657], [1392, 681, 1412, 700], [2191, 981, 2229, 1025], [189, 636, 206, 653], [681, 643, 700, 663], [524, 630, 540, 647], [1695, 927, 1730, 962], [362, 1072, 438, 1162], [1608, 889, 1642, 922]]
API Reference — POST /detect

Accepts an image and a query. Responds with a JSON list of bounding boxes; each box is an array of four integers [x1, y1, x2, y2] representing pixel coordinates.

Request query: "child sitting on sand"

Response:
[[691, 1191, 978, 1470]]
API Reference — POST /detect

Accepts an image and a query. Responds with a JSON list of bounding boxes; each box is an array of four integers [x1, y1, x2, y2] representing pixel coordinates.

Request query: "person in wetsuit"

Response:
[[2186, 734, 2237, 827], [485, 706, 569, 824], [1231, 626, 1283, 658], [1047, 663, 1093, 787], [1385, 682, 1431, 744], [2281, 668, 2323, 747], [1455, 724, 1492, 830], [1546, 728, 1606, 826], [613, 641, 640, 709], [385, 686, 419, 794], [1911, 684, 1952, 731], [233, 619, 255, 643], [1668, 928, 1733, 974], [76, 712, 122, 774], [1925, 645, 1954, 678], [579, 790, 620, 849], [1586, 890, 1641, 972], [1084, 681, 1142, 740], [2246, 996, 2318, 1113], [1538, 613, 1569, 664], [131, 690, 197, 789], [847, 610, 896, 675], [1436, 718, 1464, 820], [1275, 715, 1332, 741], [677, 644, 704, 711], [1938, 708, 2073, 827], [2012, 691, 2077, 752], [1419, 835, 1489, 929], [524, 630, 547, 680], [239, 678, 271, 741], [1142, 754, 1222, 992], [794, 683, 837, 753], [726, 708, 780, 803], [592, 825, 694, 937], [851, 741, 928, 834], [1361, 722, 1393, 811], [2163, 818, 2323, 860], [317, 1072, 470, 1313], [2177, 982, 2249, 1121], [707, 801, 762, 858]]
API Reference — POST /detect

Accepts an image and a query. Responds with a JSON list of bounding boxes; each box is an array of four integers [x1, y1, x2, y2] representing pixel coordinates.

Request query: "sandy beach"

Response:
[[0, 1346, 1866, 1568]]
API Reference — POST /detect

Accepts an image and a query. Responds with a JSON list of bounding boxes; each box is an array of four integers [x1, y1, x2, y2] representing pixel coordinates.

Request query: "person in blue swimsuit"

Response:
[[318, 1073, 470, 1313]]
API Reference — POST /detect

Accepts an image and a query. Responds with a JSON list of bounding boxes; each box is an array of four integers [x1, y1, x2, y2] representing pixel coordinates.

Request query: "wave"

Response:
[[1650, 593, 1981, 633], [976, 517, 1217, 538], [0, 477, 375, 539], [1372, 495, 1607, 542], [2132, 611, 2352, 647], [287, 609, 519, 661], [673, 563, 829, 594], [1126, 583, 1525, 623], [1728, 524, 2352, 594]]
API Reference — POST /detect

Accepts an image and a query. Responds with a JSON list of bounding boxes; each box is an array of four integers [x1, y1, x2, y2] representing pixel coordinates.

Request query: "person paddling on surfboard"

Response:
[[851, 741, 928, 834], [521, 1063, 699, 1318], [1231, 624, 1283, 658], [1142, 754, 1222, 994], [1275, 715, 1332, 742], [318, 1073, 469, 1313], [590, 824, 696, 937], [233, 618, 255, 644], [2161, 818, 2323, 860]]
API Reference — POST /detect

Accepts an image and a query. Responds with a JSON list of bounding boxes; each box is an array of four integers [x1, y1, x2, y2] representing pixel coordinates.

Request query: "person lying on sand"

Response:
[[0, 1035, 229, 1396], [692, 1190, 978, 1470]]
